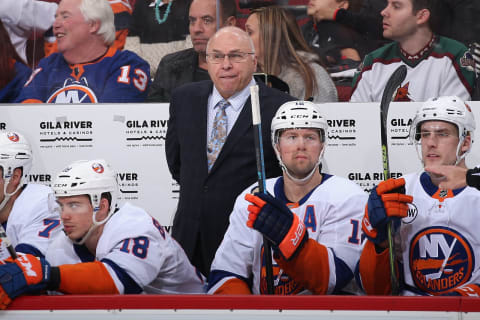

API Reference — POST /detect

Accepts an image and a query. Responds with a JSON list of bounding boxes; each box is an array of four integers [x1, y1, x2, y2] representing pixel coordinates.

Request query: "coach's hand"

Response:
[[245, 192, 307, 260], [362, 178, 413, 245], [0, 254, 51, 309]]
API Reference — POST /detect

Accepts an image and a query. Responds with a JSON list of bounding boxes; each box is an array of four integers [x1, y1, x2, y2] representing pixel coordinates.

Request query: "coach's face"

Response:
[[207, 28, 257, 99]]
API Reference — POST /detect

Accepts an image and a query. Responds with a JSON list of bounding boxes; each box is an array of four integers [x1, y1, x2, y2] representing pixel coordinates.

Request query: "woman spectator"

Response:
[[245, 6, 337, 102], [0, 20, 31, 103]]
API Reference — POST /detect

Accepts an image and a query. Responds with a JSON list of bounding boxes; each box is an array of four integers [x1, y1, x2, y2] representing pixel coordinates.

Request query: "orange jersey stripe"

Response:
[[58, 261, 119, 294], [276, 239, 330, 294], [358, 240, 392, 295], [213, 278, 252, 294]]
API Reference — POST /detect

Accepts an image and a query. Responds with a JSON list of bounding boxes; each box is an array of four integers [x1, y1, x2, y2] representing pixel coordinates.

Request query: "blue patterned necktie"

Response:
[[207, 100, 229, 171]]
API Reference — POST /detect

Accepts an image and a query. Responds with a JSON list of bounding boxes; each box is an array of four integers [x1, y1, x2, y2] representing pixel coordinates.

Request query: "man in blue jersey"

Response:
[[16, 0, 149, 103]]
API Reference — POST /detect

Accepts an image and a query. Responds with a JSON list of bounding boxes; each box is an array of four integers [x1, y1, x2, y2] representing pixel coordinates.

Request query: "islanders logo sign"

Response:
[[409, 226, 473, 295]]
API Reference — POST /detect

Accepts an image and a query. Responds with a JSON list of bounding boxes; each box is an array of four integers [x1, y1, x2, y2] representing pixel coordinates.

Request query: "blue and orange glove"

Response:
[[442, 284, 480, 296], [245, 192, 307, 260], [0, 254, 51, 309], [361, 178, 413, 244]]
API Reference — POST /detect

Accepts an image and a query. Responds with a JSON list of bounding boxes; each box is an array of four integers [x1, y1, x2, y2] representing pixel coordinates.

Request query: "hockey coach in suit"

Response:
[[166, 26, 294, 276]]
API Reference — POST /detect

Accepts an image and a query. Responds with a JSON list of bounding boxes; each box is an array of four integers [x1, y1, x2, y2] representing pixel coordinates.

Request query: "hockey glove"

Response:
[[441, 284, 480, 297], [245, 192, 307, 260], [466, 167, 480, 191], [361, 178, 413, 244], [0, 254, 51, 309]]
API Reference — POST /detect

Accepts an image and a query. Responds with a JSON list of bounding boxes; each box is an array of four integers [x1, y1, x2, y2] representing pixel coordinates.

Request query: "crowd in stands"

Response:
[[0, 0, 480, 304], [1, 0, 480, 103]]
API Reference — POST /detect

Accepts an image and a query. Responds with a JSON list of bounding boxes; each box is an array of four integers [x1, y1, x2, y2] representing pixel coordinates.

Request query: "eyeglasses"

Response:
[[206, 52, 255, 64]]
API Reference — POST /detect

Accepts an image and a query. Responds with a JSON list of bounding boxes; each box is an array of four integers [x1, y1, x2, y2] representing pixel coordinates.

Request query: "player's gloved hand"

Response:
[[0, 254, 51, 309], [361, 178, 413, 244], [245, 192, 307, 260], [441, 284, 480, 296]]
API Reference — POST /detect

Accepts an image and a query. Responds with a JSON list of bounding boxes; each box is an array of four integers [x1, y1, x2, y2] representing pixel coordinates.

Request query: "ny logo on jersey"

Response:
[[47, 78, 98, 103], [410, 226, 473, 295]]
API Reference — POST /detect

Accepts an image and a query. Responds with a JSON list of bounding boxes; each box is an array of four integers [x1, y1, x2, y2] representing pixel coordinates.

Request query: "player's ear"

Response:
[[11, 168, 23, 184], [97, 197, 110, 220], [460, 135, 472, 154]]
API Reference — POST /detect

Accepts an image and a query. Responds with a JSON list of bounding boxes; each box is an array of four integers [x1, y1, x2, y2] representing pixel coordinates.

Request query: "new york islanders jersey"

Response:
[[350, 35, 475, 102], [16, 47, 150, 103], [1, 184, 61, 260], [208, 175, 367, 295], [358, 171, 480, 296], [397, 172, 480, 295], [45, 202, 205, 294]]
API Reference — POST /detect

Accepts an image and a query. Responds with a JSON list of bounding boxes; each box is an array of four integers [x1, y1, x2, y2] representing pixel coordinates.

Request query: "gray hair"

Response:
[[206, 26, 255, 54], [79, 0, 116, 46]]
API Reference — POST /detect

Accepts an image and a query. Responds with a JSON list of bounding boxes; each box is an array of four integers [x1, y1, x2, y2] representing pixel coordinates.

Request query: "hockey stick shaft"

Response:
[[379, 65, 407, 295], [0, 224, 17, 259], [250, 85, 274, 294]]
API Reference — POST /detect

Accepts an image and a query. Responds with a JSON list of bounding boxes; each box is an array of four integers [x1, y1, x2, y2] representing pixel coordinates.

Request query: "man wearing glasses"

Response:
[[166, 26, 294, 277]]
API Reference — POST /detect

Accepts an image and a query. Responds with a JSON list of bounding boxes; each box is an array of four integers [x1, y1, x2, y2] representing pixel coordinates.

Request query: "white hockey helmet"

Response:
[[271, 101, 328, 183], [409, 96, 476, 165], [53, 159, 119, 244], [0, 131, 33, 210]]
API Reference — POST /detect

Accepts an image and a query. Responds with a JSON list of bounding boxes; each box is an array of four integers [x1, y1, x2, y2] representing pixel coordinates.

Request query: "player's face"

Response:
[[53, 0, 93, 55], [189, 0, 218, 54], [245, 13, 263, 67], [207, 30, 257, 99], [56, 195, 93, 241], [0, 167, 21, 200], [420, 121, 461, 167], [277, 128, 323, 179], [381, 0, 421, 42]]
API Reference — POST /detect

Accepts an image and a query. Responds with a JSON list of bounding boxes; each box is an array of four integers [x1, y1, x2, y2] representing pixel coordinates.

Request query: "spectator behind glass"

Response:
[[0, 20, 31, 103], [302, 0, 367, 73], [245, 6, 337, 103], [147, 0, 237, 102], [350, 0, 475, 102], [15, 0, 150, 103]]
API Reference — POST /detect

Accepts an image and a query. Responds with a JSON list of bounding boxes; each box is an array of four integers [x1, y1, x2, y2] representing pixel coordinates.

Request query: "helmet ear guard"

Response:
[[52, 159, 119, 244], [270, 101, 328, 183], [409, 96, 476, 165], [0, 131, 33, 210]]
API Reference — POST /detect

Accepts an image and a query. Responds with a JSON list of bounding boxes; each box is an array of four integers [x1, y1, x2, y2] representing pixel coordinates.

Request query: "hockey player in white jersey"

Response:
[[358, 96, 480, 296], [208, 101, 367, 295], [0, 131, 60, 260], [0, 159, 204, 309]]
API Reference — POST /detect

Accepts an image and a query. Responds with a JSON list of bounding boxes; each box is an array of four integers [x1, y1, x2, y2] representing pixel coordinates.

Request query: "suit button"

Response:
[[203, 186, 208, 192]]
